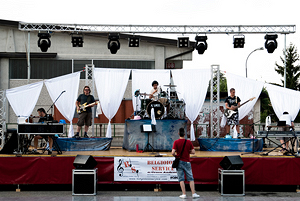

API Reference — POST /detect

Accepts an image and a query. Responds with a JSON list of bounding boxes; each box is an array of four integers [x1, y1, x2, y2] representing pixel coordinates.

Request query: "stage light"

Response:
[[264, 34, 278, 53], [177, 37, 190, 48], [128, 37, 139, 47], [195, 36, 208, 54], [72, 35, 84, 47], [108, 33, 120, 54], [233, 35, 245, 48], [37, 33, 51, 52]]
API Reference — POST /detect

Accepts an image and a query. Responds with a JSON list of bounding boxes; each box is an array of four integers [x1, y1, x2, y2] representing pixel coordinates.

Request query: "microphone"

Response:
[[62, 90, 66, 93]]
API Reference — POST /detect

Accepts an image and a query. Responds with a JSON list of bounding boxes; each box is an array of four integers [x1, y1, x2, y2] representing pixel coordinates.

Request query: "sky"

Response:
[[0, 0, 299, 85]]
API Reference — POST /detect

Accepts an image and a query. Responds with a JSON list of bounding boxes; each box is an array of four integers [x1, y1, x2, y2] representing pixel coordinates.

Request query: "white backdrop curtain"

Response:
[[131, 69, 170, 111], [45, 72, 81, 137], [94, 68, 131, 138], [6, 81, 43, 118], [172, 69, 211, 141], [265, 83, 300, 120], [226, 72, 264, 120]]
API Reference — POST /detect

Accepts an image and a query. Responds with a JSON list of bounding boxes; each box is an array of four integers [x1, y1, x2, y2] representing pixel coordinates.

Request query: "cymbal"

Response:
[[164, 84, 177, 87]]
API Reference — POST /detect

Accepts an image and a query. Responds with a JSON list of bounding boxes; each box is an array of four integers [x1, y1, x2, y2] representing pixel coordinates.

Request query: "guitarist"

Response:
[[73, 86, 97, 138], [225, 88, 241, 138]]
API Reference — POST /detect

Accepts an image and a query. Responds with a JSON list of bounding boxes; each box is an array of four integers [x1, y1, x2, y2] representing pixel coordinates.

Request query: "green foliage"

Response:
[[260, 88, 277, 123], [275, 43, 300, 90]]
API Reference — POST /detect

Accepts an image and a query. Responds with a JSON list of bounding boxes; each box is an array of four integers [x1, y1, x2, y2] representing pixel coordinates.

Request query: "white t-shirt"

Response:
[[279, 113, 293, 126], [150, 87, 161, 101]]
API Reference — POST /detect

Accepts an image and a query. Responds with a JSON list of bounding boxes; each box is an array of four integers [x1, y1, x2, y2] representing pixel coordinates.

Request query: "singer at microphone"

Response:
[[150, 80, 160, 101]]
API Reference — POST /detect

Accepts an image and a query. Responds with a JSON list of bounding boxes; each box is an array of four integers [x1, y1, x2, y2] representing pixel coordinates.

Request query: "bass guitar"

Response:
[[77, 101, 99, 114], [224, 97, 255, 118]]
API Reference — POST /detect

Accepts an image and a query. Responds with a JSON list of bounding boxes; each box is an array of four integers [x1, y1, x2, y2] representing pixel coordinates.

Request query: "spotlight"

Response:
[[128, 37, 139, 47], [37, 33, 51, 52], [72, 35, 84, 47], [177, 37, 190, 48], [194, 36, 207, 54], [233, 35, 245, 48], [264, 34, 278, 53], [108, 33, 120, 54]]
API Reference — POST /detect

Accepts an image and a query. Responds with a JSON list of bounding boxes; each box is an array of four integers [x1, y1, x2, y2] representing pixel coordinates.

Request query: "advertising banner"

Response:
[[114, 157, 178, 181]]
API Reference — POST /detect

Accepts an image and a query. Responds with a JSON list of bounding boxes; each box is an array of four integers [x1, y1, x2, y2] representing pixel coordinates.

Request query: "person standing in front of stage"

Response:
[[225, 88, 241, 138], [149, 80, 161, 101], [278, 111, 294, 153], [31, 108, 53, 155], [73, 86, 96, 138], [172, 128, 200, 199]]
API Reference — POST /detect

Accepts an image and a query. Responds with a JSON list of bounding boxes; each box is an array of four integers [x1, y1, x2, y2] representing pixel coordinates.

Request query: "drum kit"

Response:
[[134, 84, 185, 119]]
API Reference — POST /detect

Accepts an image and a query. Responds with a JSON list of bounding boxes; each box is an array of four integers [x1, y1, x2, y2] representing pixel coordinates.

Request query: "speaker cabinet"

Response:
[[219, 155, 244, 170], [218, 168, 245, 196], [73, 155, 97, 169], [72, 168, 97, 195]]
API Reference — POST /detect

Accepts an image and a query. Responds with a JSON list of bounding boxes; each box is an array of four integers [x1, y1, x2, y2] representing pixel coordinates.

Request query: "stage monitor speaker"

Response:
[[219, 155, 244, 170], [73, 155, 97, 169]]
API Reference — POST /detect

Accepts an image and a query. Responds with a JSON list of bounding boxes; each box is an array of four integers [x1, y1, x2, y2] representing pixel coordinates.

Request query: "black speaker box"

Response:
[[73, 155, 97, 169], [219, 155, 244, 170]]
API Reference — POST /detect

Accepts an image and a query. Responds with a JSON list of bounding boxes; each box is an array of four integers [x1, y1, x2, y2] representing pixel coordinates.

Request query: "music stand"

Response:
[[140, 124, 156, 152]]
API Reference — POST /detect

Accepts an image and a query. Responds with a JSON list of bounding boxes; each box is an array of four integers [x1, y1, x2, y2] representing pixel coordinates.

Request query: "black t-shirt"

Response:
[[77, 94, 95, 113], [225, 96, 241, 111]]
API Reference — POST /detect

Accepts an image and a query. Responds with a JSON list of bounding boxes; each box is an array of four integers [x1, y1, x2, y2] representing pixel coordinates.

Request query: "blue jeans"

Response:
[[176, 160, 194, 182]]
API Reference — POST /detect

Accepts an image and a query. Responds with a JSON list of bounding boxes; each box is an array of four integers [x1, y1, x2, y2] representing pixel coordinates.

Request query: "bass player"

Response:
[[73, 86, 97, 138], [225, 88, 241, 138]]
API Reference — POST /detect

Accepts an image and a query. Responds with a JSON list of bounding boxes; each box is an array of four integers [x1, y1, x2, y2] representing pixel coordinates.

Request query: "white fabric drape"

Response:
[[94, 68, 131, 138], [6, 81, 44, 118], [44, 72, 81, 137], [265, 83, 300, 120], [172, 69, 211, 141], [131, 70, 170, 111], [226, 72, 264, 120]]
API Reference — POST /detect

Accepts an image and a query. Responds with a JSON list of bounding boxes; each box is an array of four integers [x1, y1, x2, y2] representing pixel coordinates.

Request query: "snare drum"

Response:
[[147, 101, 165, 119]]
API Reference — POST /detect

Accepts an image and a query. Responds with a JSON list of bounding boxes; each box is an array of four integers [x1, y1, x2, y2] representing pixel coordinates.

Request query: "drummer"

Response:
[[149, 80, 161, 101]]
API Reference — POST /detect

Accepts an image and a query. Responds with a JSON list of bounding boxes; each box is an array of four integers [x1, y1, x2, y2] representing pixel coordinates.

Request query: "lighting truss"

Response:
[[18, 23, 296, 34]]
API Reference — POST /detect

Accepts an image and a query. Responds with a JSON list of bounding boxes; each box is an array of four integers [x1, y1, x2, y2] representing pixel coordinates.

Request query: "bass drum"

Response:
[[147, 101, 165, 119]]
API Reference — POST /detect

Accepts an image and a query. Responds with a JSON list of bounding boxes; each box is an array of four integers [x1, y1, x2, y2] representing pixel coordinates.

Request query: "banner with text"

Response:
[[114, 157, 178, 181]]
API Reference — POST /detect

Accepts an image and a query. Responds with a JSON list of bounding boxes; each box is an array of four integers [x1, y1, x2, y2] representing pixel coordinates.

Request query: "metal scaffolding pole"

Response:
[[210, 65, 220, 137], [0, 90, 7, 151], [85, 64, 95, 137]]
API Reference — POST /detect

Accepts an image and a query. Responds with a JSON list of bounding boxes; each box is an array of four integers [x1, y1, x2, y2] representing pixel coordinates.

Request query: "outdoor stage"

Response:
[[0, 147, 300, 186]]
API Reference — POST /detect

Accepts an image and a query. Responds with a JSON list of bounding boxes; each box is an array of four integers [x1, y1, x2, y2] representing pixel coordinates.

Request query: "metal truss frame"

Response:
[[85, 64, 95, 137], [210, 65, 220, 137], [0, 90, 6, 151], [19, 23, 295, 34]]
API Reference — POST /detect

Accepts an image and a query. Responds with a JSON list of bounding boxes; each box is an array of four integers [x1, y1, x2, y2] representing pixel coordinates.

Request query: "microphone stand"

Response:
[[241, 119, 261, 155], [46, 91, 66, 121]]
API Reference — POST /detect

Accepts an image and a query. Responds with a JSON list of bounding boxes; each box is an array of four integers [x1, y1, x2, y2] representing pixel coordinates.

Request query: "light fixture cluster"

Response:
[[37, 32, 279, 55]]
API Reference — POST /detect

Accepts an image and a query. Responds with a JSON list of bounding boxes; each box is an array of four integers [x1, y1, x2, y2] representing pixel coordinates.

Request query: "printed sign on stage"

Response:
[[114, 157, 178, 181]]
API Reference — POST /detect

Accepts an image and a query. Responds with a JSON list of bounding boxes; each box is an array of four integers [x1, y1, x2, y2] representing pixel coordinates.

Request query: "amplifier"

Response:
[[72, 168, 98, 196], [218, 168, 245, 196]]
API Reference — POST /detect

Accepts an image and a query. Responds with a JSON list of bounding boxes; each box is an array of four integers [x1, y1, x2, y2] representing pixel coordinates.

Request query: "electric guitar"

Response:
[[77, 101, 99, 114], [224, 97, 255, 118]]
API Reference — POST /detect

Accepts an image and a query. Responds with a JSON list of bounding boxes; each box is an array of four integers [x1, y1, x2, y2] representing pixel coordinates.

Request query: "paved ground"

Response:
[[0, 190, 299, 201]]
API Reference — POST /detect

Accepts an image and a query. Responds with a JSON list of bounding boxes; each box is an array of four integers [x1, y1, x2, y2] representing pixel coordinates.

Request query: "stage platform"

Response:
[[1, 147, 300, 186]]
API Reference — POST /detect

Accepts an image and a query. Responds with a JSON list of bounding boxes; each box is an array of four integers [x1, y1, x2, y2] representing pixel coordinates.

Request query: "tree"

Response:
[[275, 43, 300, 90]]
